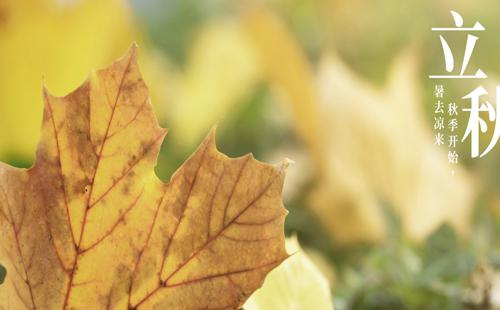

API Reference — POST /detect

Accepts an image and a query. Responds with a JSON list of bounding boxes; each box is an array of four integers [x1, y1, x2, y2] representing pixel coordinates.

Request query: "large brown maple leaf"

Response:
[[0, 45, 289, 309]]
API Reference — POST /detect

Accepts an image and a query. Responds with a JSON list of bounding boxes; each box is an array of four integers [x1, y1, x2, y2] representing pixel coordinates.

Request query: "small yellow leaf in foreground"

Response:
[[0, 45, 289, 309], [244, 236, 333, 310]]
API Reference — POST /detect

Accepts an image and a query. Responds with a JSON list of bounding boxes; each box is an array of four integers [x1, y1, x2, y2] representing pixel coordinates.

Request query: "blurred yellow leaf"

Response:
[[244, 236, 333, 310], [0, 46, 289, 309], [241, 7, 475, 244], [242, 8, 385, 244], [243, 8, 328, 174], [312, 50, 475, 244], [162, 7, 325, 160], [0, 0, 166, 162], [163, 8, 326, 171], [168, 20, 261, 147]]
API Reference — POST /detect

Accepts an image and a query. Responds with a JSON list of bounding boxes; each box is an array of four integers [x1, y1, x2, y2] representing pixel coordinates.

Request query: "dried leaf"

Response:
[[0, 45, 288, 309]]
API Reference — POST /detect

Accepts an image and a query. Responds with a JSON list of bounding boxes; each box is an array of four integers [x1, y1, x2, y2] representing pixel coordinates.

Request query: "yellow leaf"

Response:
[[244, 236, 333, 310], [243, 8, 328, 174], [242, 8, 385, 244], [169, 20, 261, 146], [0, 0, 167, 162], [0, 46, 289, 309], [312, 50, 475, 244], [241, 7, 475, 244]]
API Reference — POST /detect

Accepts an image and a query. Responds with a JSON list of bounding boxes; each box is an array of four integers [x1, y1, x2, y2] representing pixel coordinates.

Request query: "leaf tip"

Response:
[[207, 125, 218, 140], [42, 83, 50, 97], [109, 43, 140, 72], [158, 127, 169, 141], [200, 126, 218, 152], [41, 84, 56, 112], [276, 158, 293, 175], [128, 42, 139, 59]]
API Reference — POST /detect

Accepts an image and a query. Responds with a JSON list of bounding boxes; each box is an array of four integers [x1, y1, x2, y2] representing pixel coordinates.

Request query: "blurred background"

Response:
[[0, 0, 499, 308]]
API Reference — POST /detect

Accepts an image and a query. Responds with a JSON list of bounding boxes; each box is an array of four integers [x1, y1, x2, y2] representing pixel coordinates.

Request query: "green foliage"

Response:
[[330, 204, 500, 310]]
